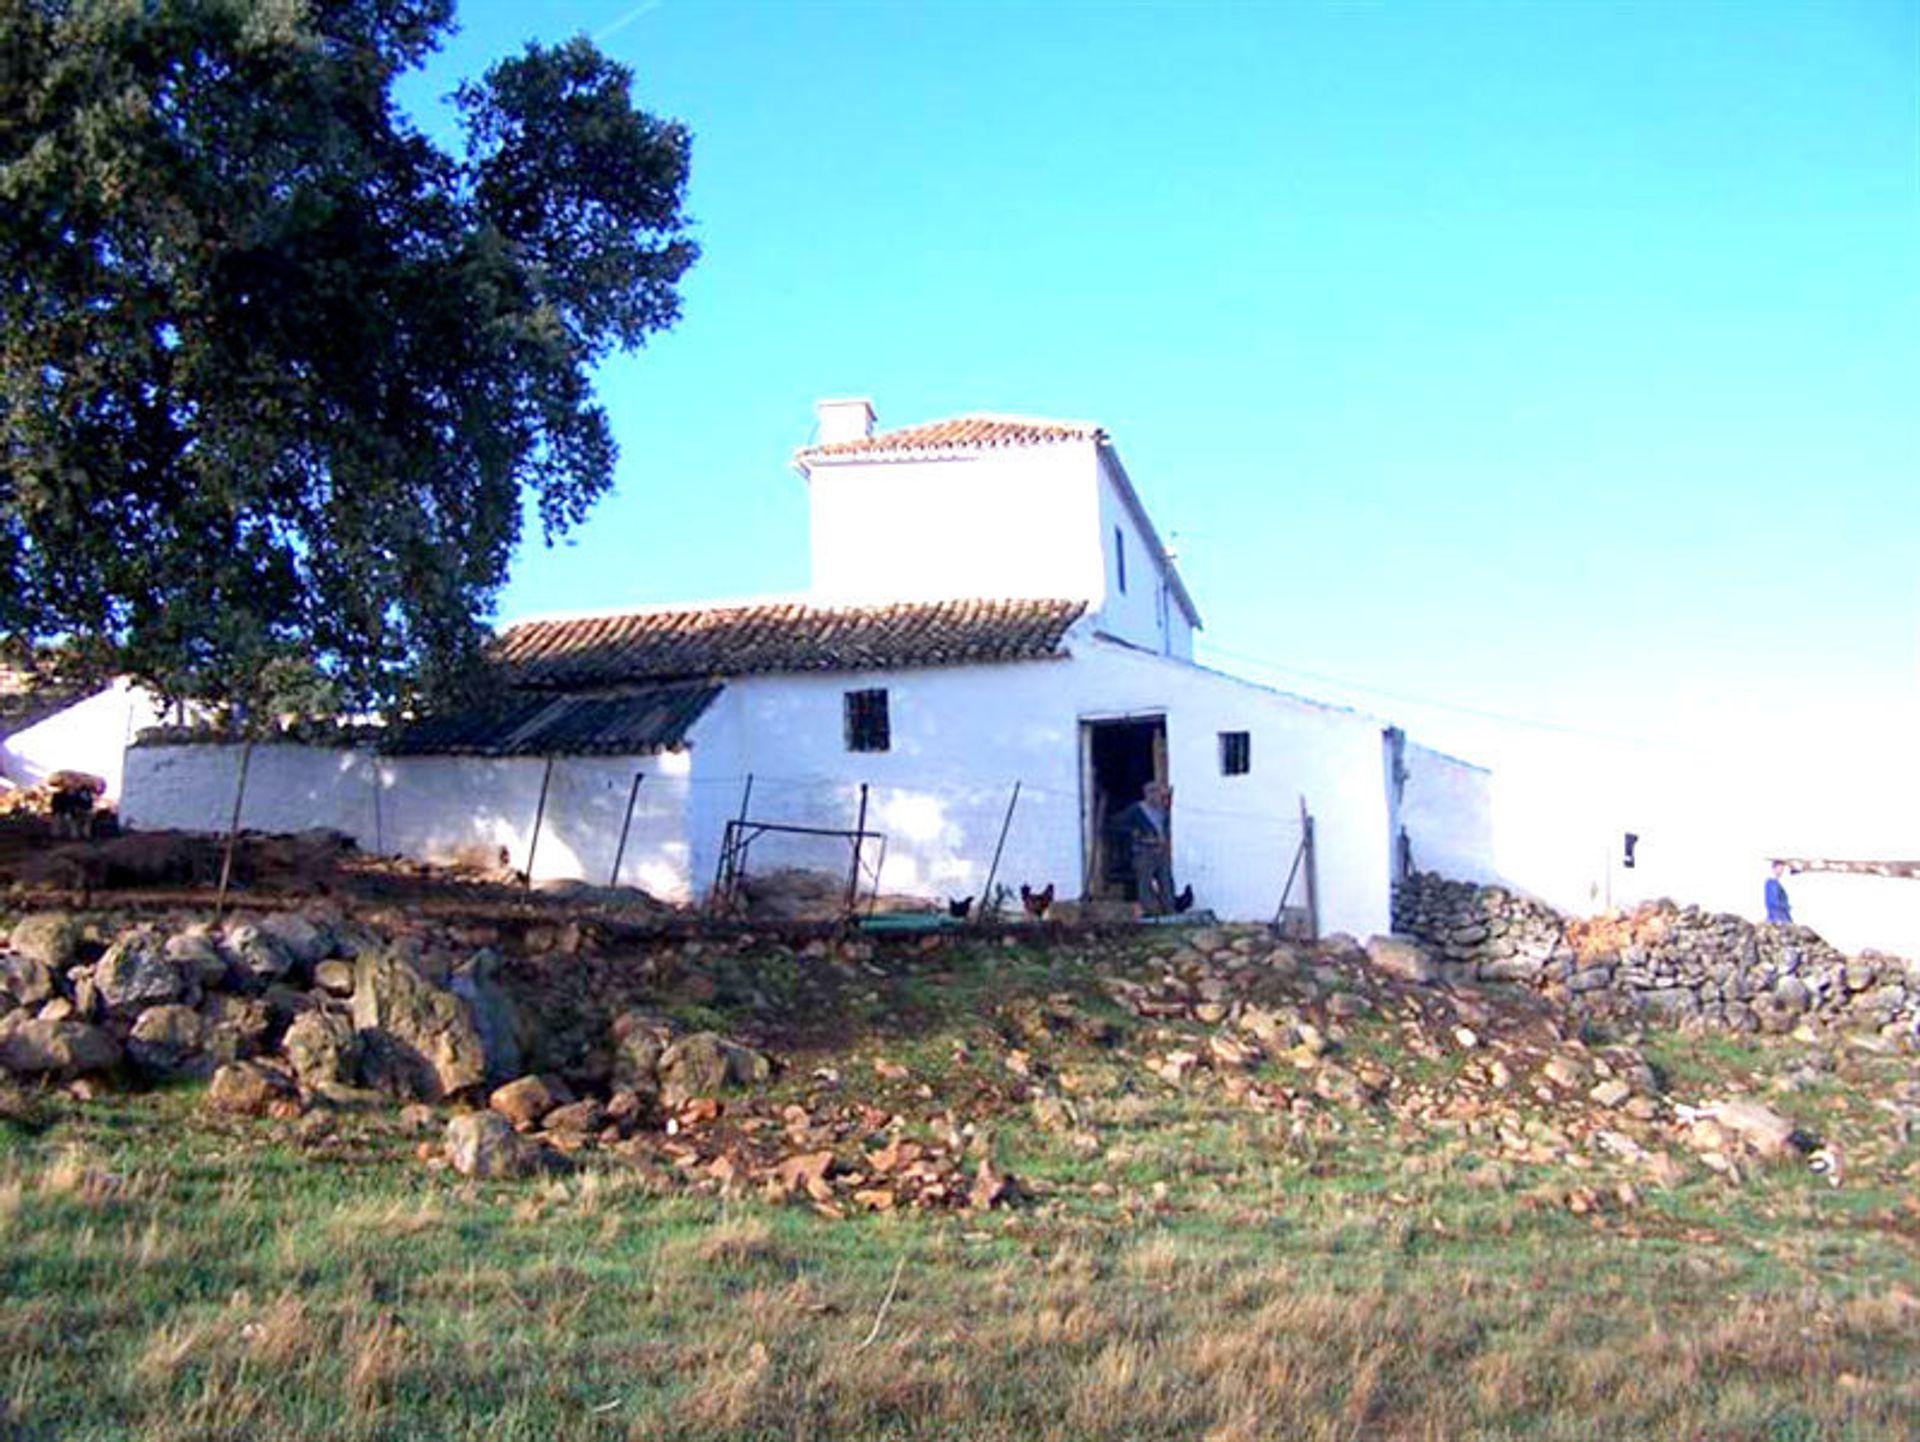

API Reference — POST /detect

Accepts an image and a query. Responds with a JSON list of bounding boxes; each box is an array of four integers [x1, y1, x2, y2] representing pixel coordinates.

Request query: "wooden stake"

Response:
[[214, 740, 255, 919], [609, 771, 646, 887], [524, 756, 556, 889], [1300, 794, 1319, 941], [978, 781, 1022, 923], [844, 782, 870, 915], [370, 756, 384, 855]]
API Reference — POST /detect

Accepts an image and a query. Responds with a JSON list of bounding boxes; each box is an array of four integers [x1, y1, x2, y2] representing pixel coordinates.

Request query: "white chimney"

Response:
[[815, 397, 875, 444]]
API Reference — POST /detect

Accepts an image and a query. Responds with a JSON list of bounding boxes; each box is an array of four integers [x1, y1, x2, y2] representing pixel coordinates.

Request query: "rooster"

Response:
[[1020, 882, 1054, 920], [947, 895, 974, 919], [1173, 882, 1195, 914]]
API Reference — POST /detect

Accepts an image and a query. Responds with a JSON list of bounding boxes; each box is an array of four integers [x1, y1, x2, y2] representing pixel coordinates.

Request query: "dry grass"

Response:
[[1, 939, 1916, 1441]]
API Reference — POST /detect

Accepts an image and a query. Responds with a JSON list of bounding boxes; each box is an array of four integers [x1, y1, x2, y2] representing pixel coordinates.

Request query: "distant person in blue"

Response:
[[1764, 861, 1794, 924]]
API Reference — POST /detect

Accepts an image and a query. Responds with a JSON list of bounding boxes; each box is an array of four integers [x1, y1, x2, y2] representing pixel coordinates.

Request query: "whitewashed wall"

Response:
[[806, 441, 1194, 660], [121, 744, 695, 901], [1094, 450, 1195, 660], [1, 681, 168, 801], [117, 639, 1480, 936], [686, 636, 1397, 936], [807, 444, 1105, 612], [1400, 742, 1497, 884]]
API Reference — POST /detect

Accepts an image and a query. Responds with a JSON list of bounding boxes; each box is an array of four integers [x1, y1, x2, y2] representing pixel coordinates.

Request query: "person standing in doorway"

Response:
[[1764, 860, 1794, 925], [1119, 781, 1176, 915]]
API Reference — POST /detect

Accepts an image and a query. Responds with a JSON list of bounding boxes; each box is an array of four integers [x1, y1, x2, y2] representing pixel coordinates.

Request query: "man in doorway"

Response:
[[1764, 861, 1794, 925], [1118, 781, 1176, 915]]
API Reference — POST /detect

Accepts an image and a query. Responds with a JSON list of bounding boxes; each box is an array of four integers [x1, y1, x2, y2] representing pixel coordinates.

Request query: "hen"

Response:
[[1019, 882, 1054, 920], [1173, 883, 1195, 914]]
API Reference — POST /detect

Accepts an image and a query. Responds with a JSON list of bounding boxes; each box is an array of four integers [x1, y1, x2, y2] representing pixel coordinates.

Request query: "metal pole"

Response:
[[711, 772, 754, 909], [370, 756, 384, 855], [609, 772, 645, 887], [844, 783, 870, 915], [524, 756, 556, 889], [1300, 795, 1318, 941], [866, 836, 889, 918], [214, 740, 255, 919], [978, 781, 1022, 924]]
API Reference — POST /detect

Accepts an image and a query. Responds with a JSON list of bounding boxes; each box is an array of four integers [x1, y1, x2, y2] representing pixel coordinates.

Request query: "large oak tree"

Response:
[[0, 0, 696, 718]]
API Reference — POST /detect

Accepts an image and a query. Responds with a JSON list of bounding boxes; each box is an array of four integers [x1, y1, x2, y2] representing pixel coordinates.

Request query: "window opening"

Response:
[[844, 688, 890, 752], [1220, 731, 1251, 776], [1114, 526, 1127, 594]]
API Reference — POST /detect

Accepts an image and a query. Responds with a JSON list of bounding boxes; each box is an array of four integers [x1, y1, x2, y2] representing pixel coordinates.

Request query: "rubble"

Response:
[[1393, 872, 1919, 1039]]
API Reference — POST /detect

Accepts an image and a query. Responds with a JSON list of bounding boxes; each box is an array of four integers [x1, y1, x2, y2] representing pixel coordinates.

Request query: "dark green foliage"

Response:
[[0, 0, 696, 719]]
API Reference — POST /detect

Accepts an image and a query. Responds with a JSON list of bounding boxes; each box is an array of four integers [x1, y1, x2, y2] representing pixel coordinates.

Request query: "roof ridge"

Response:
[[794, 412, 1107, 462]]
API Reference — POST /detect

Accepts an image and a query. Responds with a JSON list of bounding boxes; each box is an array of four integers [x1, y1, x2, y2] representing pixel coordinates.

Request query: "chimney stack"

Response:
[[815, 397, 876, 444]]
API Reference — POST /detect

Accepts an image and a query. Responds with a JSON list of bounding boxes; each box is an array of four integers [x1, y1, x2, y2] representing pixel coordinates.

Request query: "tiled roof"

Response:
[[497, 598, 1086, 689], [796, 414, 1105, 462], [387, 684, 721, 757]]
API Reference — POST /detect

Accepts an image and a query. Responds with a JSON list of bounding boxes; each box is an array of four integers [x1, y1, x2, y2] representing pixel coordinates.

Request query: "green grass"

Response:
[[2, 935, 1917, 1440]]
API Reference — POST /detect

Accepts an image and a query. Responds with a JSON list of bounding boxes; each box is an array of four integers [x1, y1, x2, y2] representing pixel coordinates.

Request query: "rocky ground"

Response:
[[3, 888, 1918, 1439], [4, 891, 1916, 1221]]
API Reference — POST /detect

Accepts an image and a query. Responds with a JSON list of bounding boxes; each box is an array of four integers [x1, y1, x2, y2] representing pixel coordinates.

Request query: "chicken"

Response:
[[947, 895, 974, 919], [1173, 883, 1195, 914], [1020, 882, 1054, 920]]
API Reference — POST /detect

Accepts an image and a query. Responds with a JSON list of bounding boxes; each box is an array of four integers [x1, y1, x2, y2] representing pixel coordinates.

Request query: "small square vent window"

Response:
[[844, 688, 890, 753], [1219, 730, 1251, 776]]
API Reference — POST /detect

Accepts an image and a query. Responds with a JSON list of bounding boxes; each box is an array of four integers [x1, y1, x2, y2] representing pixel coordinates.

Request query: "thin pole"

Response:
[[609, 771, 646, 887], [524, 756, 556, 889], [978, 781, 1022, 924], [1272, 836, 1307, 931], [712, 772, 754, 908], [844, 782, 870, 915], [370, 756, 384, 855], [214, 740, 255, 919], [1300, 795, 1318, 941]]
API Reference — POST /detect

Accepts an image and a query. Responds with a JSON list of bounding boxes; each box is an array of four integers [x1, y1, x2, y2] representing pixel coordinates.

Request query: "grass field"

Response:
[[2, 936, 1916, 1441]]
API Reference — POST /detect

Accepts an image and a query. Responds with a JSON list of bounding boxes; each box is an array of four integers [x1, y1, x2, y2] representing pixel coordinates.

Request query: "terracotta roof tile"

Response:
[[497, 598, 1086, 689], [796, 414, 1105, 462]]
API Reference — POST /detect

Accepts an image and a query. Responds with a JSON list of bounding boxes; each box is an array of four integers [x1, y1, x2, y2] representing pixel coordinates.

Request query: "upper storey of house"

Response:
[[792, 399, 1201, 661]]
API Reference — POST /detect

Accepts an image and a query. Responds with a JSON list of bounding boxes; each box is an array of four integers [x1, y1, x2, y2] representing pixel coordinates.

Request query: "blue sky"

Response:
[[399, 0, 1916, 838]]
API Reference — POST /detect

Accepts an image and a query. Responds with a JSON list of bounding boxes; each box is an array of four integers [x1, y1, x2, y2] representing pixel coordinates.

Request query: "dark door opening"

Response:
[[1081, 716, 1168, 900]]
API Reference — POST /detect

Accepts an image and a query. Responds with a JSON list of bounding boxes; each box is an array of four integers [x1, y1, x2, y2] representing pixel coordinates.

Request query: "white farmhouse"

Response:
[[1, 669, 167, 803], [124, 400, 1493, 934]]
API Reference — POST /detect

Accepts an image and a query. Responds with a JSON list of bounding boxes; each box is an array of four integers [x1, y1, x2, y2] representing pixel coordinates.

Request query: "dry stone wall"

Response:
[[1391, 872, 1918, 1040]]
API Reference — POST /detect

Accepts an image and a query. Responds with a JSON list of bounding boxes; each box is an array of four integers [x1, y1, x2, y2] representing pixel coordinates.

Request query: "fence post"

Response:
[[844, 782, 870, 915], [214, 740, 255, 920], [1300, 795, 1318, 941], [978, 781, 1022, 923], [609, 772, 645, 887], [524, 756, 556, 889]]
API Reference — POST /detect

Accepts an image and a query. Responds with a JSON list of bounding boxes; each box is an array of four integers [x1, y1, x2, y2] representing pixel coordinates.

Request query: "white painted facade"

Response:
[[803, 426, 1197, 660], [1, 679, 168, 801], [121, 400, 1496, 927], [123, 741, 699, 901]]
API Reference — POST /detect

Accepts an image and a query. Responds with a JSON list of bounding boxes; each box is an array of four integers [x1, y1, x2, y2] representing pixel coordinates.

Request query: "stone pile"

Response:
[[1391, 872, 1918, 1040], [0, 907, 771, 1144]]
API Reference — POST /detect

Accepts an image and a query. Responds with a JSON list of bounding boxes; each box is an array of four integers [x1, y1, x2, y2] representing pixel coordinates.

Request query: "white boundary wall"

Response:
[[122, 744, 696, 902], [1401, 741, 1496, 885], [120, 637, 1496, 932]]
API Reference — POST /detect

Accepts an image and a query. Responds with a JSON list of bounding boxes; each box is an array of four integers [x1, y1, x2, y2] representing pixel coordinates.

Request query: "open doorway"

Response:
[[1081, 715, 1167, 900]]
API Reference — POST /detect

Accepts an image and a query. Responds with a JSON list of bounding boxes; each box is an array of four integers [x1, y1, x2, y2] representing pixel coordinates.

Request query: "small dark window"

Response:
[[844, 688, 890, 752], [1220, 731, 1251, 776], [1114, 526, 1127, 594]]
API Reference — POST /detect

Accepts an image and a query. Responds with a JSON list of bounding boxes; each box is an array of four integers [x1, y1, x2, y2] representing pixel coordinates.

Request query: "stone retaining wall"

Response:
[[1391, 872, 1918, 1040]]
